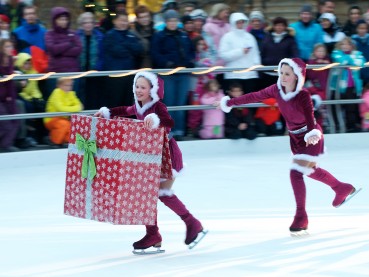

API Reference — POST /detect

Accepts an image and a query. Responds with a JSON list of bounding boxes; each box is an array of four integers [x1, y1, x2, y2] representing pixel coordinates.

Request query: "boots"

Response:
[[159, 192, 203, 245], [290, 209, 308, 232], [308, 167, 355, 207], [332, 183, 355, 207], [290, 170, 308, 232], [133, 224, 162, 250]]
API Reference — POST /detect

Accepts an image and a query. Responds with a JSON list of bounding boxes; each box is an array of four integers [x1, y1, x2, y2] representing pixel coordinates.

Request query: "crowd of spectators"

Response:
[[1, 0, 369, 152]]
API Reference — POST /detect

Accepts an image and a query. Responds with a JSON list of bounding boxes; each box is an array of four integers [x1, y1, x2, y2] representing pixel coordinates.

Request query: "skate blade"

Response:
[[188, 230, 208, 250], [132, 246, 165, 255], [335, 187, 362, 208], [290, 229, 309, 237]]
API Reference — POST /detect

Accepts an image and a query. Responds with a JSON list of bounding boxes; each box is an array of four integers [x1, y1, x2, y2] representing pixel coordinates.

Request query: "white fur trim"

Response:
[[290, 163, 315, 175], [220, 96, 232, 113], [277, 58, 305, 101], [293, 153, 321, 163], [311, 94, 322, 111], [158, 188, 174, 197], [99, 107, 110, 119], [304, 129, 322, 142], [133, 71, 160, 115], [145, 113, 160, 129]]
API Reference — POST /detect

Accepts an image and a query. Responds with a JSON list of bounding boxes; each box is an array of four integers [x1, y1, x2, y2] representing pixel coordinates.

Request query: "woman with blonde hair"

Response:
[[203, 3, 231, 49]]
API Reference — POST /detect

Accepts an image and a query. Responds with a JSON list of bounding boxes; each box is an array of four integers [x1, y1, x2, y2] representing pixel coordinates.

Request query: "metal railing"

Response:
[[0, 64, 366, 134]]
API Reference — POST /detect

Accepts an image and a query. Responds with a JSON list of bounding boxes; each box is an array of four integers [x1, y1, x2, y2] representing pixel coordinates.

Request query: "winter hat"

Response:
[[190, 9, 207, 21], [181, 15, 193, 24], [356, 19, 367, 27], [163, 9, 180, 21], [0, 14, 10, 24], [133, 71, 164, 114], [277, 58, 306, 100], [161, 0, 178, 13], [249, 10, 265, 22], [272, 16, 288, 26], [300, 4, 313, 14], [319, 12, 336, 24]]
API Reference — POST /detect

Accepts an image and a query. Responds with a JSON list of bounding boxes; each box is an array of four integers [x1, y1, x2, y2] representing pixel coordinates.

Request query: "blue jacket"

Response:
[[12, 22, 47, 54], [150, 28, 195, 69], [102, 29, 143, 70], [289, 21, 324, 61], [352, 34, 369, 83], [76, 28, 104, 71]]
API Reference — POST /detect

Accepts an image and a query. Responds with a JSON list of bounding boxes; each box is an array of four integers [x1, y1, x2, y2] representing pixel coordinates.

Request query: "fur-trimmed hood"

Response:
[[133, 71, 164, 115], [277, 58, 306, 101]]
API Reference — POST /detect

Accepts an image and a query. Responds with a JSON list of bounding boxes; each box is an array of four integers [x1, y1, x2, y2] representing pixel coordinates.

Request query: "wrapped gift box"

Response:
[[64, 114, 172, 225]]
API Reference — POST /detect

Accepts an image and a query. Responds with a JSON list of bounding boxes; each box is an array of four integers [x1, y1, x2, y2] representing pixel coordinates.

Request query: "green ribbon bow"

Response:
[[76, 133, 97, 180]]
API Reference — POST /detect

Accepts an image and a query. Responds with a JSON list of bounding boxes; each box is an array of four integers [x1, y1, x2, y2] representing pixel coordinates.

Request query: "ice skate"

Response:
[[188, 229, 209, 249], [132, 225, 165, 255], [334, 186, 362, 208], [289, 211, 309, 237]]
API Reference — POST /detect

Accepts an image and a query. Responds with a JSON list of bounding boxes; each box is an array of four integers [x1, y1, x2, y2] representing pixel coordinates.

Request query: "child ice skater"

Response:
[[95, 71, 206, 253], [215, 57, 361, 235]]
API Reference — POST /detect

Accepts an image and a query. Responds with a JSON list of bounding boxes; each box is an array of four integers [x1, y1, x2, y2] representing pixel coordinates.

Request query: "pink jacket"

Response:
[[200, 91, 225, 126], [360, 90, 369, 129], [203, 18, 231, 49]]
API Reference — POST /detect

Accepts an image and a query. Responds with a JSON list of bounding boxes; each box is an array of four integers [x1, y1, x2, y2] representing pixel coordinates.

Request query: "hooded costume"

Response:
[[220, 57, 357, 233], [99, 71, 183, 175]]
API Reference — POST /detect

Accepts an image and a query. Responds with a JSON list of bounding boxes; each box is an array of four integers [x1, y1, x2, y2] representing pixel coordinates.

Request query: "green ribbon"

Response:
[[76, 133, 97, 180]]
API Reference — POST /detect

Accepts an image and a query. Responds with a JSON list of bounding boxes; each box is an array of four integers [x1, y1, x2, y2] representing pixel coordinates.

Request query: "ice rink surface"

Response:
[[1, 133, 368, 277]]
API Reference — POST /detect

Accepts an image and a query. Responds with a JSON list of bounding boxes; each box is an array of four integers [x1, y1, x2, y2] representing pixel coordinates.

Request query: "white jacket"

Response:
[[218, 12, 261, 80]]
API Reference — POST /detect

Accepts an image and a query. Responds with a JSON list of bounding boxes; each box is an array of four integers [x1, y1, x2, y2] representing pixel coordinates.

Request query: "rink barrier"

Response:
[[0, 64, 366, 133]]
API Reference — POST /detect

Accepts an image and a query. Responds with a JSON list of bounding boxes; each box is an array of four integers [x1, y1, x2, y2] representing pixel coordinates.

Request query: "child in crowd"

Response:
[[330, 37, 365, 132], [306, 43, 331, 127], [254, 98, 284, 136], [44, 78, 83, 146], [224, 82, 257, 140], [95, 71, 206, 254], [360, 82, 369, 131], [199, 79, 224, 139], [15, 53, 47, 143], [215, 57, 361, 236]]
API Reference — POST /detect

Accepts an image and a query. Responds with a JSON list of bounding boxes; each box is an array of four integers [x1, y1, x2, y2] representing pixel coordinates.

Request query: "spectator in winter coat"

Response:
[[261, 16, 299, 87], [352, 19, 369, 86], [218, 12, 261, 93], [319, 13, 346, 55], [289, 4, 324, 62], [76, 12, 104, 109], [0, 0, 26, 31], [131, 5, 155, 68], [247, 11, 267, 51], [203, 3, 230, 50], [150, 9, 195, 138], [102, 11, 144, 108], [0, 39, 19, 152], [342, 5, 362, 37], [12, 5, 46, 55], [44, 7, 82, 100]]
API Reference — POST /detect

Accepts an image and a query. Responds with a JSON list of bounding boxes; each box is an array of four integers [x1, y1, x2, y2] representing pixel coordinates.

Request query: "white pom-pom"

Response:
[[304, 128, 322, 142], [220, 96, 232, 113], [145, 113, 160, 129], [99, 107, 110, 119]]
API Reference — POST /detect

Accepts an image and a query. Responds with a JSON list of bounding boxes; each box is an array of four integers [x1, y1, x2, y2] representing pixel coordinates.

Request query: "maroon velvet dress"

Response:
[[226, 84, 324, 158], [109, 101, 183, 173]]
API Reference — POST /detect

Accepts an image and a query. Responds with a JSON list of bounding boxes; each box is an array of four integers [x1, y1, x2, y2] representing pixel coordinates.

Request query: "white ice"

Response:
[[0, 133, 369, 277]]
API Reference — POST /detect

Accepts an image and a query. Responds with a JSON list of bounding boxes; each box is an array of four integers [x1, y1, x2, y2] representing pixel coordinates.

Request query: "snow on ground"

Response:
[[0, 133, 368, 277]]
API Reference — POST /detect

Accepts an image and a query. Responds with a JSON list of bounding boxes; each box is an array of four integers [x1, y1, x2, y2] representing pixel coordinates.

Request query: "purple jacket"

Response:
[[45, 7, 82, 72]]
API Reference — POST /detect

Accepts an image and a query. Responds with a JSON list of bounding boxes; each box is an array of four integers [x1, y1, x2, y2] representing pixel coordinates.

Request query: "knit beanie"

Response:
[[300, 4, 313, 14], [163, 9, 179, 21], [249, 11, 265, 22]]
